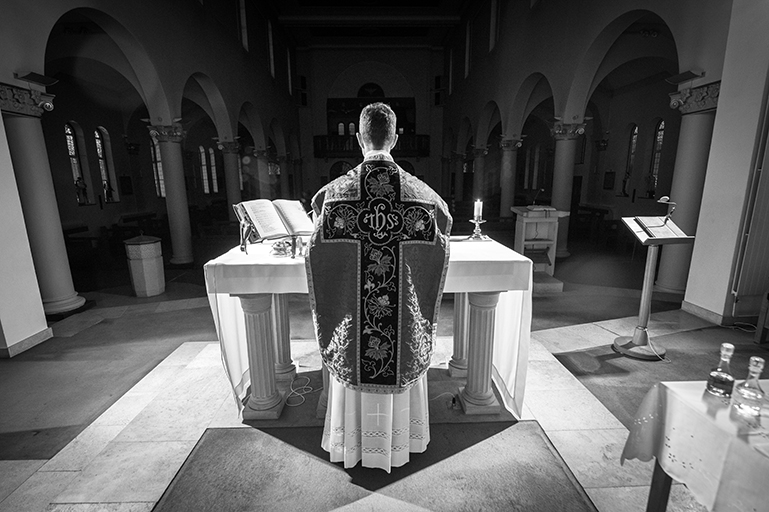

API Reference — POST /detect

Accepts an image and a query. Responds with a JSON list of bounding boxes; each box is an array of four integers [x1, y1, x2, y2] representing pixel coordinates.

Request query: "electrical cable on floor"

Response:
[[430, 391, 459, 409], [286, 375, 321, 407], [729, 322, 757, 333]]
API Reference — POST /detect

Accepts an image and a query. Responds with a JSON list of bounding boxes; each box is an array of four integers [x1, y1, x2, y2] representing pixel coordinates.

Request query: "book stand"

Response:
[[612, 216, 694, 361]]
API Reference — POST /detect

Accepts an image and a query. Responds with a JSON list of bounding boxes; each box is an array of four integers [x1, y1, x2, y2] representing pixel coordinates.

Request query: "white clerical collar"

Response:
[[362, 150, 394, 161]]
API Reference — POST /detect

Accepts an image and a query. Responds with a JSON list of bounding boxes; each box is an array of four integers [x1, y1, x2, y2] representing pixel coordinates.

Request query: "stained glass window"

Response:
[[649, 121, 665, 194], [200, 146, 210, 194], [151, 136, 165, 197]]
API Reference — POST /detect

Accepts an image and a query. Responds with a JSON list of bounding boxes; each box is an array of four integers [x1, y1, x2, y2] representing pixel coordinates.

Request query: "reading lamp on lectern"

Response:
[[657, 196, 677, 224]]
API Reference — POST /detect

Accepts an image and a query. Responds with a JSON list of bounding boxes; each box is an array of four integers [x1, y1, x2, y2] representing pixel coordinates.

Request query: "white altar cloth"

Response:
[[622, 380, 769, 511], [204, 237, 532, 418]]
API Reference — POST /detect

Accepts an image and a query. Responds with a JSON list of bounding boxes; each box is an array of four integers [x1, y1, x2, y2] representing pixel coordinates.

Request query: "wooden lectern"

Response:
[[612, 215, 694, 360]]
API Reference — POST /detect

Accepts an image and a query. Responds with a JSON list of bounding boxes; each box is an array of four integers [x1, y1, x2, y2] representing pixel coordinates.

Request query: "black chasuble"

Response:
[[306, 156, 452, 393]]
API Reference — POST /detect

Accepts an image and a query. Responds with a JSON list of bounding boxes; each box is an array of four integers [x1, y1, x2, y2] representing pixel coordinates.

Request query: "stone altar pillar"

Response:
[[238, 293, 286, 419], [458, 291, 502, 414]]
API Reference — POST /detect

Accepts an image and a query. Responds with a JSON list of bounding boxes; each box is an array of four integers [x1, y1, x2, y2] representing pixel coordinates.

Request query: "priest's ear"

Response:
[[356, 132, 364, 151], [388, 134, 398, 151]]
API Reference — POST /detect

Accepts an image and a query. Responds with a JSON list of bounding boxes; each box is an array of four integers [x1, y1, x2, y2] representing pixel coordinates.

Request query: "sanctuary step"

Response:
[[533, 271, 563, 295]]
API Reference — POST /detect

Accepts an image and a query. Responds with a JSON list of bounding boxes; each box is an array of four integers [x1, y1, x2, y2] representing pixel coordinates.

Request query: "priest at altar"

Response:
[[306, 102, 453, 472]]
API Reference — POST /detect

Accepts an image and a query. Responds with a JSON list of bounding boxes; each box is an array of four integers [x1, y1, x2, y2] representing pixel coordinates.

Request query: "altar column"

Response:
[[271, 294, 296, 381], [148, 124, 193, 265], [655, 82, 720, 294], [499, 138, 520, 219], [2, 86, 86, 315], [458, 291, 501, 414], [219, 141, 242, 222], [448, 292, 469, 377], [453, 153, 465, 202], [551, 123, 584, 257], [471, 146, 487, 200], [238, 293, 285, 419]]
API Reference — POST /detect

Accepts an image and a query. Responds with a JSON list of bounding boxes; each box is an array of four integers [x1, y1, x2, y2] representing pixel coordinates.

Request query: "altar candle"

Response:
[[474, 200, 483, 220]]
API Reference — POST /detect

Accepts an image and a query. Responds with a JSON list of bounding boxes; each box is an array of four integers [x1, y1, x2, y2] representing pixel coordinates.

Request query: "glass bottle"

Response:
[[732, 356, 765, 417], [706, 343, 735, 397]]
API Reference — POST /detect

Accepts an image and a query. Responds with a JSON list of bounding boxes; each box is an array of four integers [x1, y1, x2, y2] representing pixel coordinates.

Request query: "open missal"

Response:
[[233, 199, 313, 252]]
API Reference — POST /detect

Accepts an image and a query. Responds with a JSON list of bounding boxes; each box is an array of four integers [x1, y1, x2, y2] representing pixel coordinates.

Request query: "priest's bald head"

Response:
[[356, 102, 398, 153]]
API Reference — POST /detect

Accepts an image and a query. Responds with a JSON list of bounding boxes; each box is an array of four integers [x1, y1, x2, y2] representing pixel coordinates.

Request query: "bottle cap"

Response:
[[721, 343, 734, 357], [749, 356, 764, 371]]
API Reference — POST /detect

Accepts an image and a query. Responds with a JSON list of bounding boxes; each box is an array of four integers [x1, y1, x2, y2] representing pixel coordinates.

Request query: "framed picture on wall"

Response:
[[603, 171, 615, 190]]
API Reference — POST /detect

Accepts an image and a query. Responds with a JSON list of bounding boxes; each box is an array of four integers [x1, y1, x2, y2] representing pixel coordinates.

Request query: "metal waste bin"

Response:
[[124, 235, 165, 297]]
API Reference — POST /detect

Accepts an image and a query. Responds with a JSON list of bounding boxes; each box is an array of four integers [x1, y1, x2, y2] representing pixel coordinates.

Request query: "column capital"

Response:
[[217, 141, 240, 153], [254, 148, 269, 159], [551, 122, 586, 141], [499, 138, 522, 151], [669, 81, 720, 114], [0, 83, 55, 117], [148, 124, 185, 143], [472, 146, 488, 158]]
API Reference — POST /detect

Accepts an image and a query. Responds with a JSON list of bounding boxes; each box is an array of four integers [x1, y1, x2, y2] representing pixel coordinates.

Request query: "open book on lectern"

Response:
[[622, 216, 694, 246], [233, 199, 313, 246]]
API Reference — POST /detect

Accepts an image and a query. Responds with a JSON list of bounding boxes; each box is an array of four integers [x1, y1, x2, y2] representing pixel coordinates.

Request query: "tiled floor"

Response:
[[0, 297, 711, 512]]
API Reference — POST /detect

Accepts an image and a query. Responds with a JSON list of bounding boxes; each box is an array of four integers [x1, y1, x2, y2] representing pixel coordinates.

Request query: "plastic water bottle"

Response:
[[732, 356, 765, 417], [705, 343, 735, 397]]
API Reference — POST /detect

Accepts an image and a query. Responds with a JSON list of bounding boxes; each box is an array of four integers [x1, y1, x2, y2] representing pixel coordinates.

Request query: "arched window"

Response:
[[94, 127, 119, 202], [648, 120, 665, 197], [150, 136, 165, 197], [65, 123, 88, 204], [209, 147, 219, 193], [199, 146, 210, 194], [626, 125, 638, 177], [238, 155, 244, 191]]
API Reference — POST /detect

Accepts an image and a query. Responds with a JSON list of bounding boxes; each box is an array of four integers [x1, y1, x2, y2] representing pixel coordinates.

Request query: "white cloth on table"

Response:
[[322, 372, 429, 473]]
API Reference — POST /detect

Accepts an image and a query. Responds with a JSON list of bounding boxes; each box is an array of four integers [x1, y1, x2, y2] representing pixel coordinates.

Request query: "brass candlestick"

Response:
[[466, 218, 491, 241]]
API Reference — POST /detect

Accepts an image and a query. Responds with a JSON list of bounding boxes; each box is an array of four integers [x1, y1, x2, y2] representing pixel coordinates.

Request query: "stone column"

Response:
[[453, 153, 465, 202], [277, 155, 290, 198], [293, 158, 303, 197], [271, 293, 296, 380], [254, 150, 270, 199], [449, 292, 469, 377], [441, 156, 451, 198], [551, 122, 585, 257], [471, 146, 487, 200], [458, 291, 501, 415], [499, 138, 520, 219], [2, 85, 85, 315], [218, 141, 242, 222], [148, 124, 193, 265], [655, 82, 720, 294], [238, 293, 285, 419]]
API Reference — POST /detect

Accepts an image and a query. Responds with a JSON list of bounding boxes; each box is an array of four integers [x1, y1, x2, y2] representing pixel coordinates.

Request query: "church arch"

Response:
[[475, 101, 502, 149]]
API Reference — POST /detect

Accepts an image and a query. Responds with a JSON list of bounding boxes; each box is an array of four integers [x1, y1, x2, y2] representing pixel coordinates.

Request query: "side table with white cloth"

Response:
[[621, 380, 769, 512], [204, 237, 532, 420]]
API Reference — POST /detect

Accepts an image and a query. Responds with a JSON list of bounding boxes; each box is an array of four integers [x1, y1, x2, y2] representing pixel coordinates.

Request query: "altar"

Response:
[[204, 236, 532, 420]]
